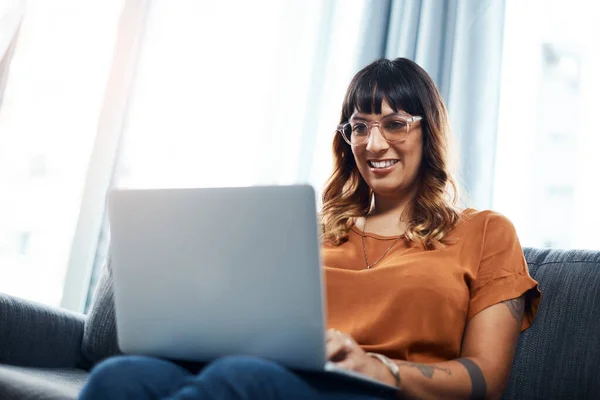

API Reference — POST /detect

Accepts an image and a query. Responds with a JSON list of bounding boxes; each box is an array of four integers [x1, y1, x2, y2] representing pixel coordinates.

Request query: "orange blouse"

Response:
[[323, 210, 541, 363]]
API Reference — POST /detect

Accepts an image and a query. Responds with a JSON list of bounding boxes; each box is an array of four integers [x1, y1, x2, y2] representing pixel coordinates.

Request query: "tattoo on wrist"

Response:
[[456, 358, 486, 400], [396, 362, 452, 378], [502, 296, 525, 323]]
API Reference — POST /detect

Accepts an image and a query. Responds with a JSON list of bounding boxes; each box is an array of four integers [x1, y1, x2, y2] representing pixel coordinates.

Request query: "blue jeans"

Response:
[[79, 355, 398, 400]]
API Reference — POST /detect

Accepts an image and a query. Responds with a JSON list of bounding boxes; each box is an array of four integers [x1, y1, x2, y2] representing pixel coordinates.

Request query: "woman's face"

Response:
[[350, 101, 423, 199]]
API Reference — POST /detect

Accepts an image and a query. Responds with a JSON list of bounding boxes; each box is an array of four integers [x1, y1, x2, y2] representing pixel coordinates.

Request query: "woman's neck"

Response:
[[371, 189, 417, 220], [356, 191, 417, 237]]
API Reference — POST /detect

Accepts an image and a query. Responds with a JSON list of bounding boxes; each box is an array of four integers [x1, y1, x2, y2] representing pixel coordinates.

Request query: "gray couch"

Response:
[[1, 248, 599, 399]]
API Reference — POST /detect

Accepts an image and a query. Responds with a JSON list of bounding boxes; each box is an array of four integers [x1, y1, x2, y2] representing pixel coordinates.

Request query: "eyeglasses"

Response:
[[337, 114, 422, 146]]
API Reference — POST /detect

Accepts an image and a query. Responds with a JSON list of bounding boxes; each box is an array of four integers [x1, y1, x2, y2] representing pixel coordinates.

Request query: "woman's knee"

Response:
[[87, 355, 153, 384], [81, 355, 188, 399], [200, 355, 293, 387], [192, 356, 315, 399], [203, 355, 285, 377]]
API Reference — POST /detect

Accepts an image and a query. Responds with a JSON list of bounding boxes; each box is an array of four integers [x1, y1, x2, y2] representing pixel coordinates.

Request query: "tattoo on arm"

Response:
[[456, 358, 487, 400], [396, 362, 452, 378], [502, 296, 525, 324]]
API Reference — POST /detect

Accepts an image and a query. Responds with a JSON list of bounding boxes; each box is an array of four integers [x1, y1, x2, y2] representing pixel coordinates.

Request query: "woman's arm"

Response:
[[389, 295, 525, 400], [327, 294, 525, 399]]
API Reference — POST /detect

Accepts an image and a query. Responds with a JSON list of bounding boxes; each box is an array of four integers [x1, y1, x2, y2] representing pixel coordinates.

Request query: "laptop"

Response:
[[107, 185, 396, 392]]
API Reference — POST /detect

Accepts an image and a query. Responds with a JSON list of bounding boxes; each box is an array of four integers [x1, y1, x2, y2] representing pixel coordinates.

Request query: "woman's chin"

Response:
[[368, 181, 406, 197]]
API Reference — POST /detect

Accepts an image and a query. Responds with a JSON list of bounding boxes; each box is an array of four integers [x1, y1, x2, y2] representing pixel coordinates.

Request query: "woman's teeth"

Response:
[[369, 160, 399, 168]]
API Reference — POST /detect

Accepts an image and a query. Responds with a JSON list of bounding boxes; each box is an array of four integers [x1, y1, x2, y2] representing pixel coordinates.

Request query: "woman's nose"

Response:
[[366, 125, 389, 153]]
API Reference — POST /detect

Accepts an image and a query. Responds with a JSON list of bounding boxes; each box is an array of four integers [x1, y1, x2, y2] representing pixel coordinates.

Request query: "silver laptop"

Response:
[[107, 185, 396, 391]]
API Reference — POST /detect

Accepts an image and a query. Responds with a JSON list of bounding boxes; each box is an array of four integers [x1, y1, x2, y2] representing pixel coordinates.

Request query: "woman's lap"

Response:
[[78, 355, 191, 399], [79, 354, 396, 400]]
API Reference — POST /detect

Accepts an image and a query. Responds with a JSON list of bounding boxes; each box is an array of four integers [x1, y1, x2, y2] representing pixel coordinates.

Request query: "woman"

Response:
[[79, 58, 540, 400]]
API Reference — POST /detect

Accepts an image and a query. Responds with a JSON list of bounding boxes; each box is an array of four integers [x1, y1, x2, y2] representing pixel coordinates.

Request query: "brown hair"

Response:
[[320, 58, 461, 250]]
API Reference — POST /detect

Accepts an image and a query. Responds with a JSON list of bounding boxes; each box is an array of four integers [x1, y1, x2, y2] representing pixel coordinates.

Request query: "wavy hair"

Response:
[[320, 58, 462, 250]]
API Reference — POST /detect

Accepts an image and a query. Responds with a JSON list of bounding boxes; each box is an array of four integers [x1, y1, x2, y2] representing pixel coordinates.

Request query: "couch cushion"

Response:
[[503, 248, 600, 400], [0, 364, 88, 400], [0, 292, 85, 368], [81, 257, 121, 368]]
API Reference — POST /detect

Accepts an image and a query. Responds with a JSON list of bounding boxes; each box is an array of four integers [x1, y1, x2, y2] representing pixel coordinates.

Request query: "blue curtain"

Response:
[[359, 0, 506, 209]]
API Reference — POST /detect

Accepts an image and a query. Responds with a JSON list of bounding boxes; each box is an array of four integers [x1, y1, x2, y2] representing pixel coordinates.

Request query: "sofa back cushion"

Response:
[[503, 248, 600, 399], [81, 257, 121, 369]]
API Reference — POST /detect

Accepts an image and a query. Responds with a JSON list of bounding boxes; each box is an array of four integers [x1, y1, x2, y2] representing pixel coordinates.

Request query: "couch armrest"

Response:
[[0, 292, 86, 368]]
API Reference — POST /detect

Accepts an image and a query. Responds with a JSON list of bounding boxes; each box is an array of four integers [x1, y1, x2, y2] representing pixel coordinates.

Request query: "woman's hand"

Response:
[[326, 329, 396, 386]]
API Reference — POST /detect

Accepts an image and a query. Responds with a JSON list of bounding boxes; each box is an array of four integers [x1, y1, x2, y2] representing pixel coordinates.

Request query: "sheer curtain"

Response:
[[113, 0, 368, 191], [67, 0, 373, 311], [0, 0, 124, 306], [0, 0, 24, 107]]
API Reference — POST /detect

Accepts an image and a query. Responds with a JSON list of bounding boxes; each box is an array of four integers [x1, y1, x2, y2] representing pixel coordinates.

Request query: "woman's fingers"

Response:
[[325, 330, 371, 374], [333, 357, 356, 371], [326, 337, 348, 361], [325, 328, 342, 342], [325, 329, 356, 361]]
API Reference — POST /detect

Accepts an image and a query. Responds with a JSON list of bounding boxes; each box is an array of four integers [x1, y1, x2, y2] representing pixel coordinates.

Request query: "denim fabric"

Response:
[[503, 248, 600, 400], [79, 355, 397, 400]]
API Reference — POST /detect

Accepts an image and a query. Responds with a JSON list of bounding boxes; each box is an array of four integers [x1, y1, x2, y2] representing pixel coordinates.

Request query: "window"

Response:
[[493, 0, 600, 250], [80, 0, 369, 308], [0, 0, 124, 305], [112, 0, 365, 192], [28, 154, 47, 177], [17, 231, 30, 255]]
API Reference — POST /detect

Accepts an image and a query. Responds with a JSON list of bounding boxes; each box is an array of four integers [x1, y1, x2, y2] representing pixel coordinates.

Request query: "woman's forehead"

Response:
[[351, 98, 406, 115], [350, 107, 410, 120]]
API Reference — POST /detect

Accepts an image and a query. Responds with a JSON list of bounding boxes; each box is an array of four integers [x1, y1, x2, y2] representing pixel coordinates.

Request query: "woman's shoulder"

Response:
[[456, 208, 518, 235]]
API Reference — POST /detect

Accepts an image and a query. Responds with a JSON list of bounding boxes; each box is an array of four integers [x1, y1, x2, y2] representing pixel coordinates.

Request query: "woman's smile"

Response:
[[367, 159, 400, 174]]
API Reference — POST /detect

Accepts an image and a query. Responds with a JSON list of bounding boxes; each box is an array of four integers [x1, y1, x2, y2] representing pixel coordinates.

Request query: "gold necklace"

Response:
[[361, 214, 403, 269]]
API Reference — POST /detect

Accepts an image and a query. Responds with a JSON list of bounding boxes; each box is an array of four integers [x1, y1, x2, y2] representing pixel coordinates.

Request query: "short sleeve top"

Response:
[[323, 210, 541, 363]]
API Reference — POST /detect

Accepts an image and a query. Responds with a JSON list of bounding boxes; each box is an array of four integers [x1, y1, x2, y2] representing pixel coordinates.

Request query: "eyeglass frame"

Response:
[[337, 114, 423, 146]]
